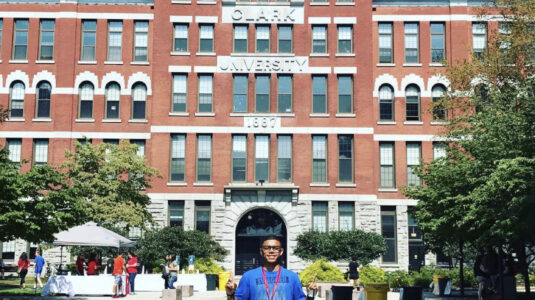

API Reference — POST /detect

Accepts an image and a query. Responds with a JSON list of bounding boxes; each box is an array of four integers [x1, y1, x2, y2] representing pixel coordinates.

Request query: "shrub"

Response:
[[360, 266, 387, 285], [195, 257, 224, 274], [387, 270, 410, 288], [445, 267, 477, 288], [408, 266, 445, 287], [299, 258, 347, 285], [136, 226, 228, 270], [295, 230, 387, 265]]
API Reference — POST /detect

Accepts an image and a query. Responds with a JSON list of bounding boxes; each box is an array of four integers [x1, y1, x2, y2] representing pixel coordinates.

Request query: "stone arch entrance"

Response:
[[235, 208, 287, 275]]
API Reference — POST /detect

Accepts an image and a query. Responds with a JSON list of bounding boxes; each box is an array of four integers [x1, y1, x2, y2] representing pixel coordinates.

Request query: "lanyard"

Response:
[[261, 267, 282, 300]]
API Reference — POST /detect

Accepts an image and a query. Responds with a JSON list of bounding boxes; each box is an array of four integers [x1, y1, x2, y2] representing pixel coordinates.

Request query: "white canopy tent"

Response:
[[52, 222, 136, 248]]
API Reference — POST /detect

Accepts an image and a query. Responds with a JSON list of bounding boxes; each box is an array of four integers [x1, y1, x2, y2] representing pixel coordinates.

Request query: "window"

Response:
[[499, 22, 511, 52], [36, 82, 51, 118], [174, 24, 188, 52], [0, 19, 3, 50], [380, 142, 395, 188], [405, 85, 420, 121], [7, 139, 22, 163], [255, 75, 270, 113], [312, 201, 328, 232], [406, 142, 421, 186], [339, 202, 354, 231], [431, 23, 445, 63], [278, 75, 292, 113], [381, 206, 397, 263], [312, 25, 327, 53], [131, 83, 147, 120], [13, 19, 28, 60], [338, 75, 353, 113], [9, 82, 25, 118], [472, 23, 487, 57], [432, 85, 446, 121], [255, 135, 269, 182], [277, 135, 292, 182], [77, 138, 92, 146], [134, 21, 148, 61], [103, 139, 119, 145], [107, 21, 122, 61], [168, 200, 184, 227], [170, 134, 186, 182], [379, 85, 394, 121], [312, 135, 327, 182], [433, 142, 446, 159], [233, 75, 248, 112], [408, 213, 423, 240], [131, 140, 145, 156], [278, 25, 292, 53], [105, 83, 121, 119], [33, 139, 48, 166], [312, 76, 327, 113], [337, 25, 352, 53], [199, 24, 214, 52], [198, 75, 213, 112], [378, 23, 393, 63], [196, 135, 212, 182], [172, 74, 187, 112], [234, 25, 248, 53], [39, 20, 55, 60], [79, 82, 94, 119], [1, 241, 15, 260], [404, 23, 419, 63], [195, 201, 211, 233], [338, 135, 353, 183], [256, 25, 270, 53], [232, 135, 247, 182], [81, 20, 97, 61]]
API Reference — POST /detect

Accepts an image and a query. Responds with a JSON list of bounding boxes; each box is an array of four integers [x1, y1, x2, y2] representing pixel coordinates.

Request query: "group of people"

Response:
[[16, 250, 45, 290], [75, 253, 101, 276], [110, 251, 139, 298], [474, 249, 517, 300]]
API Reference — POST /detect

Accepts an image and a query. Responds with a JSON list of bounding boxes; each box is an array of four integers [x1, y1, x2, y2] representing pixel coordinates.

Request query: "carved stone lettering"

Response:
[[222, 6, 304, 24], [217, 56, 310, 74]]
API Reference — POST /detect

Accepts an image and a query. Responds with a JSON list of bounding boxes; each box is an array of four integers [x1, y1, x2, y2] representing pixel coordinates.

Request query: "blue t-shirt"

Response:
[[34, 256, 45, 273], [235, 267, 306, 300]]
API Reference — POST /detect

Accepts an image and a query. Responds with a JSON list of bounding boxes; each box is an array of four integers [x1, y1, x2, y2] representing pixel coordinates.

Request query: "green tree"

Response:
[[135, 226, 228, 270], [294, 230, 387, 265], [0, 148, 86, 243], [62, 141, 160, 229]]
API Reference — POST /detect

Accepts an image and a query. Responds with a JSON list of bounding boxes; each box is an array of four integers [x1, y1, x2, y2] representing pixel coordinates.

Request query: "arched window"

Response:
[[405, 84, 420, 121], [79, 82, 94, 119], [9, 81, 25, 118], [131, 83, 147, 120], [36, 81, 51, 118], [379, 85, 394, 121], [432, 84, 446, 121], [105, 82, 120, 119]]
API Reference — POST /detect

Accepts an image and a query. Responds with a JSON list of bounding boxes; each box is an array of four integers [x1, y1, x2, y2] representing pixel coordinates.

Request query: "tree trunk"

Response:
[[459, 240, 465, 297]]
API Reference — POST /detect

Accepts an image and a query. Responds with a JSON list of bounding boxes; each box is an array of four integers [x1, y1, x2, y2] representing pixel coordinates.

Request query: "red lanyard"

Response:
[[261, 267, 282, 300]]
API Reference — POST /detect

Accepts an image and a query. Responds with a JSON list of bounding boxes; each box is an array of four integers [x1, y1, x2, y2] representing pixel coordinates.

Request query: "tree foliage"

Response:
[[62, 141, 160, 229], [298, 258, 346, 285], [135, 226, 228, 269], [294, 230, 387, 265], [0, 148, 86, 243]]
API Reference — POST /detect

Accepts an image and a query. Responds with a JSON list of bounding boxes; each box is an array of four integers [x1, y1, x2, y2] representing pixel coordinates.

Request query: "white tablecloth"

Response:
[[41, 274, 127, 297], [41, 273, 207, 296]]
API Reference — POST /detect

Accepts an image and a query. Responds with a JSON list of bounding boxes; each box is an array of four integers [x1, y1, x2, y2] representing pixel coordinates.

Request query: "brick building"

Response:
[[0, 0, 489, 273]]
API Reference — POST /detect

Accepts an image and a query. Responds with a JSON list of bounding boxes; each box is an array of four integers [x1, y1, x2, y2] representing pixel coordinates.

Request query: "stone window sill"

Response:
[[309, 113, 329, 118], [378, 188, 398, 192], [429, 63, 445, 67], [75, 118, 95, 123], [36, 60, 55, 64], [131, 61, 150, 65], [377, 121, 396, 125], [404, 121, 423, 125], [310, 2, 329, 5], [336, 183, 356, 188], [169, 112, 190, 116], [310, 53, 329, 57], [9, 60, 28, 64], [32, 118, 52, 122], [335, 53, 355, 57], [335, 2, 355, 5], [193, 182, 214, 186], [167, 182, 188, 186], [403, 63, 422, 67], [102, 119, 122, 123], [129, 119, 148, 123], [336, 113, 355, 118], [431, 121, 449, 125], [6, 118, 25, 122], [78, 61, 97, 65], [310, 183, 330, 187], [376, 63, 395, 67], [171, 51, 191, 56], [104, 61, 123, 65], [195, 112, 215, 117], [196, 52, 216, 56], [172, 0, 191, 3]]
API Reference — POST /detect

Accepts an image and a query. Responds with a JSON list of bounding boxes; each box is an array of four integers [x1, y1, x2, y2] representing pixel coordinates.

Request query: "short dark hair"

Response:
[[262, 235, 283, 246], [352, 255, 358, 261]]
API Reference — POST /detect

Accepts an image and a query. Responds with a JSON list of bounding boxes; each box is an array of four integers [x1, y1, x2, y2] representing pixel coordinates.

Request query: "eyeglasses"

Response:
[[261, 246, 282, 252]]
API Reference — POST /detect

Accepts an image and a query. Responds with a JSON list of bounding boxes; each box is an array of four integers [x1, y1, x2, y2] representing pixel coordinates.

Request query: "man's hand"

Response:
[[225, 271, 237, 297], [307, 273, 318, 297]]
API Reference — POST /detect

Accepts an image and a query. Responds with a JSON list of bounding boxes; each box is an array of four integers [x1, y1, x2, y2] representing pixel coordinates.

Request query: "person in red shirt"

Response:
[[17, 252, 30, 289], [126, 251, 139, 295], [75, 254, 85, 275], [87, 253, 99, 276], [112, 253, 126, 298]]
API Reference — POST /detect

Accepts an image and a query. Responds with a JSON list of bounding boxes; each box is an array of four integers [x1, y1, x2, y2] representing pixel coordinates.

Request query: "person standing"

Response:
[[75, 254, 85, 275], [165, 254, 178, 289], [348, 256, 360, 290], [0, 258, 5, 280], [17, 252, 30, 289], [33, 250, 45, 290], [225, 235, 318, 300], [87, 253, 99, 276], [112, 252, 126, 298], [126, 251, 139, 295]]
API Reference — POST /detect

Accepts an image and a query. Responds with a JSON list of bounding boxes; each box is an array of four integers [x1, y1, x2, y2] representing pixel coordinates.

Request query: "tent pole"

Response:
[[60, 246, 63, 272]]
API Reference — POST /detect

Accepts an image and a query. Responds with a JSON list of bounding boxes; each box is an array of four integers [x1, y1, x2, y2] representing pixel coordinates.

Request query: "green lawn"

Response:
[[0, 275, 49, 296]]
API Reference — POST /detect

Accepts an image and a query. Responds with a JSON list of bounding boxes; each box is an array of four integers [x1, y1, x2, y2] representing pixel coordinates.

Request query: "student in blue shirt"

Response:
[[33, 249, 45, 290], [225, 236, 317, 300]]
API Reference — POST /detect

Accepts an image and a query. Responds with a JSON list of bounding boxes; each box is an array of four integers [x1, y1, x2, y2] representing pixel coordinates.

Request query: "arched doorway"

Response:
[[235, 208, 287, 275]]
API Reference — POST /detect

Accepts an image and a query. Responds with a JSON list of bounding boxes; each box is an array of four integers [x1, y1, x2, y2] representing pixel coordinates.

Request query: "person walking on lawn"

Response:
[[225, 235, 318, 300], [17, 252, 30, 289], [112, 252, 126, 298], [33, 249, 45, 290]]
